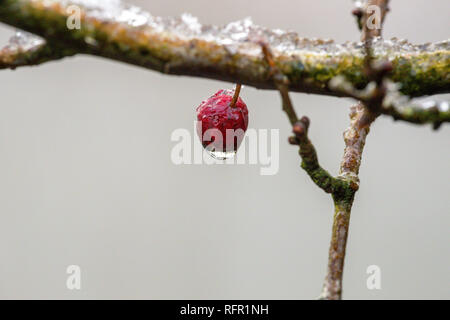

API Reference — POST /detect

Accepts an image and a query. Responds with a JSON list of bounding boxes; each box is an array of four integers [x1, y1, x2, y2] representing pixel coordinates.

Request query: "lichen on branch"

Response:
[[288, 117, 350, 195], [0, 30, 74, 69], [320, 0, 389, 301], [330, 75, 450, 128], [0, 0, 448, 98]]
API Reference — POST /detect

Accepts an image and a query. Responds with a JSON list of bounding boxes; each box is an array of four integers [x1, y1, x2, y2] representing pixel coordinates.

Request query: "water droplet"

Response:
[[65, 0, 449, 79], [354, 0, 365, 9], [207, 150, 237, 160]]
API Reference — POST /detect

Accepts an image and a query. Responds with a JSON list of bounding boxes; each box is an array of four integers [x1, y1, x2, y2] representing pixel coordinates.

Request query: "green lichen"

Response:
[[0, 0, 448, 98]]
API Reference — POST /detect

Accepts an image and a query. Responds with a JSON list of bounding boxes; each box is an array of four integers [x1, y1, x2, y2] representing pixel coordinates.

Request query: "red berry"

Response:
[[196, 89, 249, 159]]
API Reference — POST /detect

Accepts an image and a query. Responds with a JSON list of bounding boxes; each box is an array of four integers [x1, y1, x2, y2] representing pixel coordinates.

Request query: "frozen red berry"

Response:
[[196, 87, 249, 159]]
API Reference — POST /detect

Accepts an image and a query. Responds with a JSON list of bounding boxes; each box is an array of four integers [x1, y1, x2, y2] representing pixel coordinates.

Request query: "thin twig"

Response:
[[260, 42, 349, 194], [320, 0, 390, 300], [289, 117, 349, 194], [0, 31, 74, 69], [329, 75, 450, 128], [260, 42, 299, 125], [278, 85, 299, 126], [230, 83, 242, 108]]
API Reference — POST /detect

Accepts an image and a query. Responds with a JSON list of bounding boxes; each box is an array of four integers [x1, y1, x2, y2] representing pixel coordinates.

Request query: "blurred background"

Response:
[[0, 0, 448, 299]]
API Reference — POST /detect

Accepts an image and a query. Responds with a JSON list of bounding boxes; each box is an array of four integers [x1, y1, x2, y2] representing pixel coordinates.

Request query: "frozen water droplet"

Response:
[[207, 150, 237, 160], [180, 13, 202, 35], [4, 30, 45, 55], [354, 0, 365, 9], [440, 101, 449, 112]]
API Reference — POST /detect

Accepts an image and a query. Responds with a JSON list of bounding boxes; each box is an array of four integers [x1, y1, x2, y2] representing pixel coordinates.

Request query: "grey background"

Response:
[[0, 0, 448, 299]]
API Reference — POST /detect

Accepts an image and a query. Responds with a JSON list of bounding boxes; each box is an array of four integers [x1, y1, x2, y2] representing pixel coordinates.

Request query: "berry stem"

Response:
[[230, 83, 242, 108]]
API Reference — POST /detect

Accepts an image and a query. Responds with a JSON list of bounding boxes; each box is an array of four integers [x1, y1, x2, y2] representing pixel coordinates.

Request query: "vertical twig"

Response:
[[361, 0, 390, 41], [320, 0, 390, 300], [230, 83, 242, 108], [320, 102, 370, 300], [260, 42, 299, 125]]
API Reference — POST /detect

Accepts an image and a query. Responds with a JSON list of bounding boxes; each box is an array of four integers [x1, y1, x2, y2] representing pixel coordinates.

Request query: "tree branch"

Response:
[[260, 41, 351, 194], [0, 0, 448, 98], [288, 117, 350, 195], [383, 99, 449, 130], [339, 103, 371, 189], [329, 75, 450, 128], [0, 30, 74, 69], [319, 102, 371, 300], [320, 0, 390, 300]]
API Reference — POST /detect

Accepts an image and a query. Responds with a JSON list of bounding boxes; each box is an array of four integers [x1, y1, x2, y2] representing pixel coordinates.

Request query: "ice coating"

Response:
[[0, 30, 52, 68], [353, 0, 365, 9], [398, 99, 450, 114], [6, 30, 45, 52], [1, 0, 447, 100], [383, 80, 450, 115], [55, 0, 449, 58]]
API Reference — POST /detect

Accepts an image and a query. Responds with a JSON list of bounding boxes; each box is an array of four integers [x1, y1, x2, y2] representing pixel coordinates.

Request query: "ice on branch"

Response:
[[0, 0, 448, 98], [329, 75, 450, 127], [55, 0, 450, 58], [0, 30, 46, 67]]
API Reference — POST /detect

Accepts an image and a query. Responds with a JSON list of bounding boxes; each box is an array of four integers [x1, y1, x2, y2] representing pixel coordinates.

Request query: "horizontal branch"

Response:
[[0, 30, 74, 69], [0, 0, 448, 98], [383, 100, 450, 129], [329, 76, 450, 128]]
